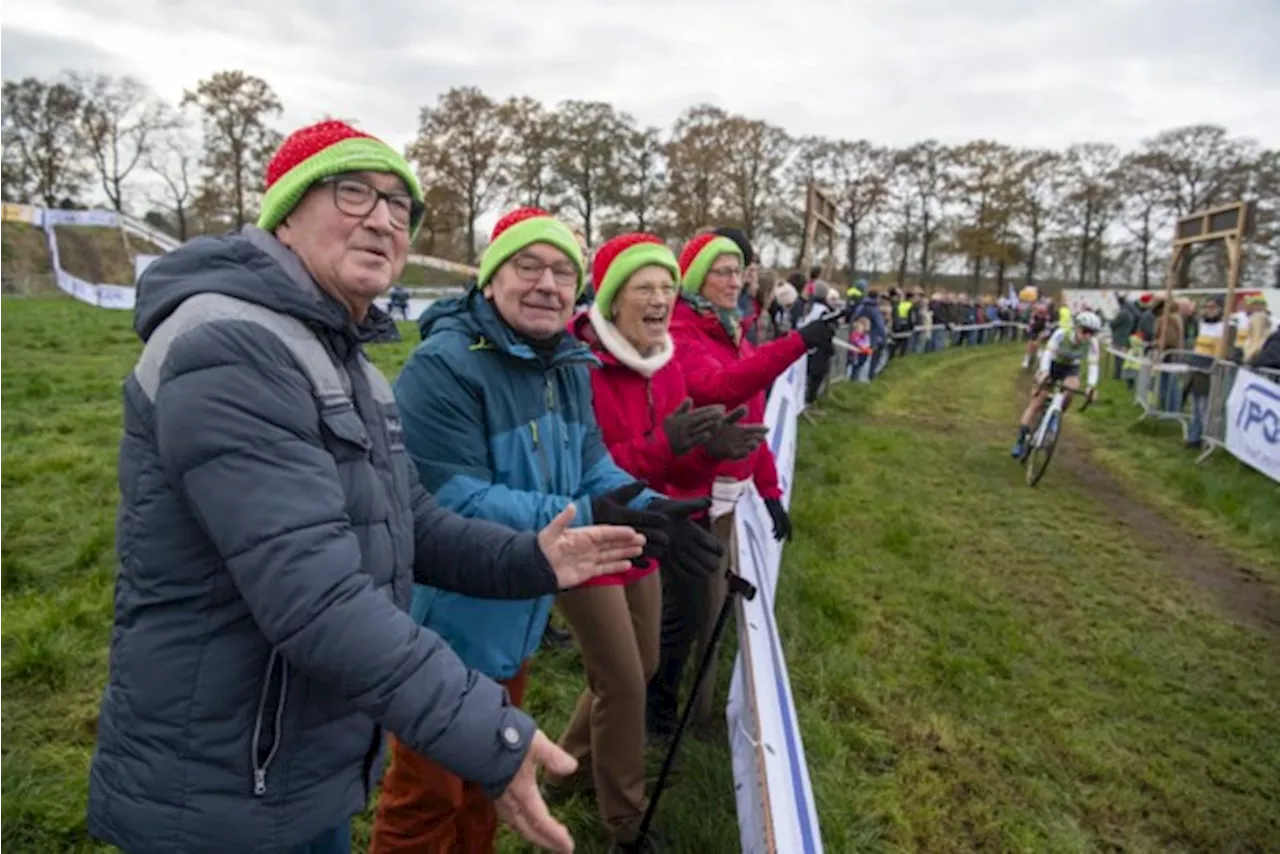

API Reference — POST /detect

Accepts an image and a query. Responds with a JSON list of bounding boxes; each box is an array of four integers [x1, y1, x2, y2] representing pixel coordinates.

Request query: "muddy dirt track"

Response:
[[1012, 371, 1280, 640]]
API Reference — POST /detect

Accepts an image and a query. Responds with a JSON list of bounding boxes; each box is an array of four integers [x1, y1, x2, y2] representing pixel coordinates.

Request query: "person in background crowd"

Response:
[[388, 282, 411, 319], [373, 208, 705, 854], [1022, 300, 1051, 368], [802, 281, 840, 404], [1185, 297, 1226, 449], [573, 227, 595, 308], [771, 277, 799, 340], [87, 120, 649, 854], [649, 233, 837, 739], [548, 233, 761, 852], [1109, 295, 1137, 379], [1250, 325, 1280, 370], [1152, 295, 1185, 413], [753, 268, 782, 342], [1239, 294, 1273, 363], [785, 270, 808, 328], [1134, 292, 1157, 342]]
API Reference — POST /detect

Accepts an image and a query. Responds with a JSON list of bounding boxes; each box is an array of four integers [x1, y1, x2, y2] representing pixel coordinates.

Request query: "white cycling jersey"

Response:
[[1039, 327, 1099, 387]]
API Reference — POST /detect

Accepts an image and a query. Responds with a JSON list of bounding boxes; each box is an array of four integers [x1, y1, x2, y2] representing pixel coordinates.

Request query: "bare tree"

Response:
[[147, 123, 200, 240], [899, 141, 950, 286], [614, 126, 666, 232], [832, 140, 888, 278], [721, 115, 792, 241], [70, 72, 175, 212], [550, 100, 629, 245]]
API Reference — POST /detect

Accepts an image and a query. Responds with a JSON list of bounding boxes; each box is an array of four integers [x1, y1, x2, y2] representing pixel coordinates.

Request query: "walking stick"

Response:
[[632, 569, 758, 849]]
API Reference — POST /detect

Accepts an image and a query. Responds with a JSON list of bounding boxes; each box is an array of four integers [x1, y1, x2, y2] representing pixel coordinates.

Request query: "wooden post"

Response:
[[1156, 244, 1184, 361], [1218, 234, 1242, 359]]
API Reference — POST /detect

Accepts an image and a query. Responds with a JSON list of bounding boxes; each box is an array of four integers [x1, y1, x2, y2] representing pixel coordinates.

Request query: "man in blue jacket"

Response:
[[373, 207, 718, 853], [87, 122, 647, 854]]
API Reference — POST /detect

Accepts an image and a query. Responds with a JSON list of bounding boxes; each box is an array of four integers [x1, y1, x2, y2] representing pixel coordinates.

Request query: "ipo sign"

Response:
[[1225, 370, 1280, 483]]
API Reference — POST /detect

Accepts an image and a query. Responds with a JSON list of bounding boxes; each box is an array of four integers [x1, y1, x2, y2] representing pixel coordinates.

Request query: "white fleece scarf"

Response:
[[588, 303, 674, 378]]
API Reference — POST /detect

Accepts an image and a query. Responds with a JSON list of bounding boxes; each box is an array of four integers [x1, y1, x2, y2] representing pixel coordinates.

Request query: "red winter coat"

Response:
[[570, 309, 692, 587], [666, 299, 807, 502]]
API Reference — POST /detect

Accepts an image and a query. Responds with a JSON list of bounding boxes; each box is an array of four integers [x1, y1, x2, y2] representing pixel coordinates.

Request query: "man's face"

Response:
[[743, 262, 760, 294], [486, 243, 578, 339], [276, 171, 413, 317]]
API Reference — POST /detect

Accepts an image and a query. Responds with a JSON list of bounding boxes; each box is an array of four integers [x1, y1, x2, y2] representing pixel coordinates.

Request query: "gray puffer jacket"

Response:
[[87, 227, 557, 853]]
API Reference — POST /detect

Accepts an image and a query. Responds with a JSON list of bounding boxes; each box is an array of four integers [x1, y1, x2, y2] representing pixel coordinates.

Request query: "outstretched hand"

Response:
[[494, 730, 577, 853], [663, 398, 726, 456], [536, 503, 646, 589]]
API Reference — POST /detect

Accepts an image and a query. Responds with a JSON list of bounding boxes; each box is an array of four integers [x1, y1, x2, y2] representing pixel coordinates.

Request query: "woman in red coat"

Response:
[[649, 232, 840, 734], [547, 233, 762, 852]]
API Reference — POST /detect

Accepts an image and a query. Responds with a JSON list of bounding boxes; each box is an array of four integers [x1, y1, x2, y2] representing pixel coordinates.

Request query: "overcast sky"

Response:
[[4, 0, 1278, 158]]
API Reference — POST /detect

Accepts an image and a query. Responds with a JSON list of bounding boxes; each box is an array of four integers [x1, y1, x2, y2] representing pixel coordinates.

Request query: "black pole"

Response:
[[632, 570, 757, 849]]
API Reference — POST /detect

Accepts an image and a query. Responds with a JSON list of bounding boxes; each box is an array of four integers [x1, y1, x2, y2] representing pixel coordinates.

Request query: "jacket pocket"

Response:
[[320, 405, 373, 462], [251, 650, 288, 798]]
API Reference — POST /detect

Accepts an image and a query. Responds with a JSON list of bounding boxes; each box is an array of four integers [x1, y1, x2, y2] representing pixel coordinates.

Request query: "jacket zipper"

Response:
[[251, 650, 288, 797], [646, 379, 656, 433]]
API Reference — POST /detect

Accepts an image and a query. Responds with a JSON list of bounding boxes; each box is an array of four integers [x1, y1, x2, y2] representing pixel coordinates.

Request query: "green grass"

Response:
[[3, 299, 1278, 853]]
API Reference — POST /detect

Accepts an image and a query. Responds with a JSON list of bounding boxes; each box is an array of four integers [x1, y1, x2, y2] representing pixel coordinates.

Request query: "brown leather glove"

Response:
[[702, 406, 769, 460], [663, 399, 724, 456]]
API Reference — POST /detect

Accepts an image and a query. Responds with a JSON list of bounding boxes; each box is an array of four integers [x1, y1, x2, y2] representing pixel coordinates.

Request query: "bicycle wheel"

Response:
[[1025, 411, 1061, 487]]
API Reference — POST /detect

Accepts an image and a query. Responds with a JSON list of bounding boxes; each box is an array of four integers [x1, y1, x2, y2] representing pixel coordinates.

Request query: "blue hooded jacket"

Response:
[[393, 288, 660, 679]]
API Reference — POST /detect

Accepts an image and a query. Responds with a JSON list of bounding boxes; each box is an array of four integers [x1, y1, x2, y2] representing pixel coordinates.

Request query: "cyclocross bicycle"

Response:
[[1019, 380, 1092, 487]]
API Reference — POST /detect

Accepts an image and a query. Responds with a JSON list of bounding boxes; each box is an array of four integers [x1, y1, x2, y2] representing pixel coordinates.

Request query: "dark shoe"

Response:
[[541, 624, 573, 650], [1010, 436, 1026, 459]]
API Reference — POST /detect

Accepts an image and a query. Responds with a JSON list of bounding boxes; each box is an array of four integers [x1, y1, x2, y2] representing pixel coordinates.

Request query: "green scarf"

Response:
[[683, 292, 742, 345]]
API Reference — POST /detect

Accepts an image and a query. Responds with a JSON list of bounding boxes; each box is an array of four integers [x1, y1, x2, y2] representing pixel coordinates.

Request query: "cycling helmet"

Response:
[[1075, 311, 1102, 333]]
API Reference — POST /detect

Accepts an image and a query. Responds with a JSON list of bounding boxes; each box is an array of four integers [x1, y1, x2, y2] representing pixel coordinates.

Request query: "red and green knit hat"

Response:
[[478, 207, 585, 294], [257, 120, 424, 235], [591, 233, 680, 318], [678, 233, 743, 296]]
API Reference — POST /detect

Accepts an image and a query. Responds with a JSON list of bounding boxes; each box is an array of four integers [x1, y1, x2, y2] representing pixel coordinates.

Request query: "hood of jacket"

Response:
[[133, 225, 395, 346]]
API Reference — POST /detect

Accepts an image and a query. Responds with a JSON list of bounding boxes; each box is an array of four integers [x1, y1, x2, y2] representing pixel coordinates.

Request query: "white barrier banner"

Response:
[[41, 208, 120, 227], [1224, 368, 1280, 483], [727, 353, 824, 854]]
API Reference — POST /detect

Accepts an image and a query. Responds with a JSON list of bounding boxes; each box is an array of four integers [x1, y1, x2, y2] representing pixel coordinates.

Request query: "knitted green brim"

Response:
[[681, 236, 743, 296], [478, 216, 585, 294], [256, 137, 424, 236], [596, 243, 680, 319]]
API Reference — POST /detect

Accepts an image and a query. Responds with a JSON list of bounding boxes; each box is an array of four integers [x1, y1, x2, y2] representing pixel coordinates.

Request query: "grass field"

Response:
[[3, 297, 1278, 853]]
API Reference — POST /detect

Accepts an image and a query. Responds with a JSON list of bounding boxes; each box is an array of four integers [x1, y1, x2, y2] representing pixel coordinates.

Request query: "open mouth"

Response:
[[642, 313, 667, 332]]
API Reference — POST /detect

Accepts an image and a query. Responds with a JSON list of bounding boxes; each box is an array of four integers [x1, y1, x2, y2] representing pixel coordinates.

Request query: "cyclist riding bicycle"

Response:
[[1021, 301, 1053, 369], [1011, 310, 1102, 458]]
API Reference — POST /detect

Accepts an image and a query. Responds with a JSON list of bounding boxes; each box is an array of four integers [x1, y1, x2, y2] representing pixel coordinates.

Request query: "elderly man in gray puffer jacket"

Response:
[[86, 120, 645, 854]]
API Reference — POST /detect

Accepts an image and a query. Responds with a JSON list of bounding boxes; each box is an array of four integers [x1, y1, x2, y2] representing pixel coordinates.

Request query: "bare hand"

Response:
[[494, 730, 577, 853], [537, 503, 646, 589]]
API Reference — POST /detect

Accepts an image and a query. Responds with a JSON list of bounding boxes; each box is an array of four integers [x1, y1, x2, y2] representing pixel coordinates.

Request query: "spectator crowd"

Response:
[[85, 119, 842, 854]]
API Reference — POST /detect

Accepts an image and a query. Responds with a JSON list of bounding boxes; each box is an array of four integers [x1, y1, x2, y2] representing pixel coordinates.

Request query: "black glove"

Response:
[[648, 497, 723, 583], [663, 399, 725, 456], [591, 483, 671, 561], [798, 314, 840, 349], [764, 497, 792, 542], [702, 406, 769, 460]]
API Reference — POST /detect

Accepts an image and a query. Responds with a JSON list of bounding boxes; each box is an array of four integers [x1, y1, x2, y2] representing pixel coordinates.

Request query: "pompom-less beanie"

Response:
[[257, 120, 424, 235], [591, 233, 679, 318], [677, 233, 744, 296], [478, 207, 586, 295]]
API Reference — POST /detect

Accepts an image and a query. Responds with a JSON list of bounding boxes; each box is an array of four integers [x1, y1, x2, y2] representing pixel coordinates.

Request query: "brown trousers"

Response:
[[547, 572, 661, 843], [369, 666, 528, 854]]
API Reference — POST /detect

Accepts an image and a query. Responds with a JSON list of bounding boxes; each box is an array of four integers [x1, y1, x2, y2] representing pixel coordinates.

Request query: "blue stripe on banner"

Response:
[[756, 551, 819, 854], [770, 398, 790, 456]]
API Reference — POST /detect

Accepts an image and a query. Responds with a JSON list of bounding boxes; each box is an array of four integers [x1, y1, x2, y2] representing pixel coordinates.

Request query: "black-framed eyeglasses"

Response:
[[511, 255, 578, 289], [319, 176, 423, 231]]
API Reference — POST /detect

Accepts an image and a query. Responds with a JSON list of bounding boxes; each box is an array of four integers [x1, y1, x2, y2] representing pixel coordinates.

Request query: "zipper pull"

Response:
[[254, 768, 267, 797], [545, 380, 555, 410], [530, 421, 540, 448]]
